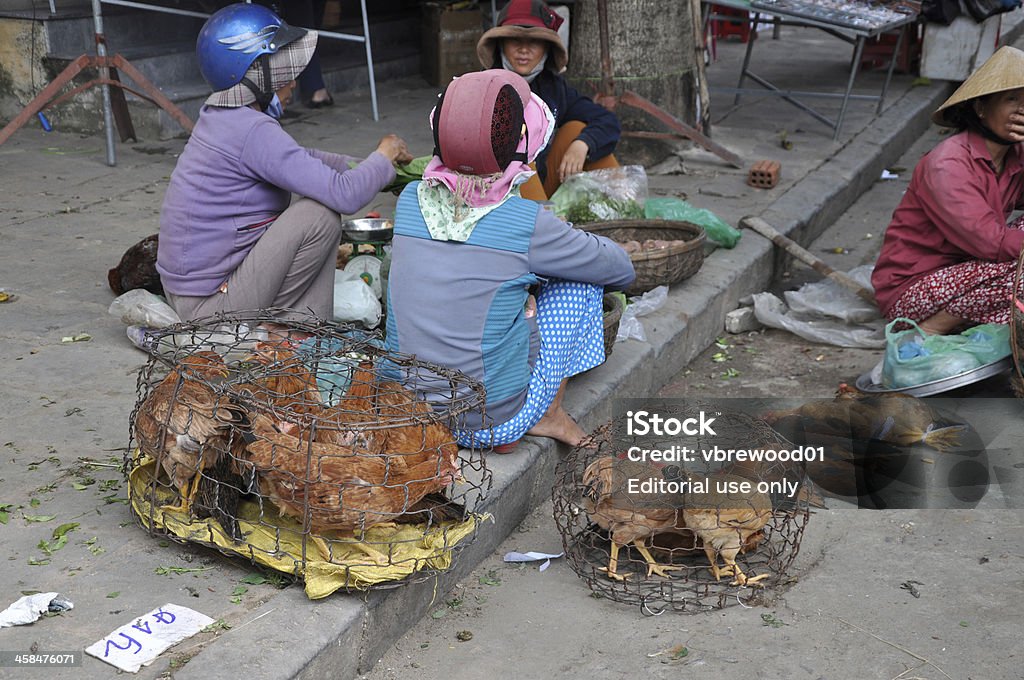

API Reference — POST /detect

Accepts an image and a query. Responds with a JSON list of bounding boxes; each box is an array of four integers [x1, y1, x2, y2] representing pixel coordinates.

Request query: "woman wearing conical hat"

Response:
[[477, 0, 621, 201], [872, 46, 1024, 334]]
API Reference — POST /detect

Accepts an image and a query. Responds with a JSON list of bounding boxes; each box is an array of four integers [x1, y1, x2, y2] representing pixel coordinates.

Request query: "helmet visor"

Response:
[[271, 20, 307, 51]]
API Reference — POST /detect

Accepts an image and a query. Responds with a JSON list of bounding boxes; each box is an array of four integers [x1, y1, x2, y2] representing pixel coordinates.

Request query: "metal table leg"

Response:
[[91, 0, 116, 166], [876, 24, 907, 115], [734, 11, 759, 106], [359, 0, 379, 121], [833, 34, 866, 140]]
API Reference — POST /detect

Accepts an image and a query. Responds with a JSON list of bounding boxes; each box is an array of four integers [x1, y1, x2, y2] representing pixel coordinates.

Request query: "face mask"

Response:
[[501, 51, 547, 84], [265, 94, 284, 120]]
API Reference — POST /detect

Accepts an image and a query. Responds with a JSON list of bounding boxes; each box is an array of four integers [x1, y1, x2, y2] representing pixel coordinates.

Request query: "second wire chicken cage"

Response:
[[553, 409, 811, 614]]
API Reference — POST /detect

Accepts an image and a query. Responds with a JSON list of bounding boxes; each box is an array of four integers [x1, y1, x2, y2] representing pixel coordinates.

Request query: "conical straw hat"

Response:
[[932, 46, 1024, 126]]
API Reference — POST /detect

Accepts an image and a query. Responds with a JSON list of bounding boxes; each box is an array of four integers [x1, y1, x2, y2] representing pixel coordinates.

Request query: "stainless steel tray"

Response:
[[855, 356, 1013, 397], [342, 218, 393, 242]]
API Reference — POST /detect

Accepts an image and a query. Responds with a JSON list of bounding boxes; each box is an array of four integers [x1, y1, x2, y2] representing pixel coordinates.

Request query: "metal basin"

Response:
[[855, 356, 1013, 397], [342, 218, 394, 242]]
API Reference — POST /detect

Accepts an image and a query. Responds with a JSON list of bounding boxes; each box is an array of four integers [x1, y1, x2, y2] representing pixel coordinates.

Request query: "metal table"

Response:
[[703, 0, 917, 139]]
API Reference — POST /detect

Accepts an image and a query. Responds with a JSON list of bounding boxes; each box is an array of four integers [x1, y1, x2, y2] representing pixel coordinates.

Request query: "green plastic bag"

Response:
[[881, 318, 1011, 389], [644, 197, 742, 249]]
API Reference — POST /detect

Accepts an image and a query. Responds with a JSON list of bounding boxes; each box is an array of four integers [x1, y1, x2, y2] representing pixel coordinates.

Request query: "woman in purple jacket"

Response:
[[477, 0, 621, 201], [157, 3, 410, 322]]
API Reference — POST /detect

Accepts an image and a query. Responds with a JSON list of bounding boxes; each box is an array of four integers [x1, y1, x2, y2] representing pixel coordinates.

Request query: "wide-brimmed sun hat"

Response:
[[476, 0, 567, 73], [932, 45, 1024, 127]]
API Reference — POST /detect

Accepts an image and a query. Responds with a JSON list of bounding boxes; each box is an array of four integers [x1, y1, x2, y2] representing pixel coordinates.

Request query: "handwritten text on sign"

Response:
[[85, 603, 215, 673]]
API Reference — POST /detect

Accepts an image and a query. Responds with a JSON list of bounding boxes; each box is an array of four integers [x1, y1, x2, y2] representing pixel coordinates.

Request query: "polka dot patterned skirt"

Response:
[[456, 279, 605, 448], [886, 215, 1024, 325]]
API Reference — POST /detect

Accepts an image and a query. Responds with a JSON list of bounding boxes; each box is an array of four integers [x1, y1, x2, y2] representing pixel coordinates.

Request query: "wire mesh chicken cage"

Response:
[[552, 408, 811, 614], [125, 310, 491, 597]]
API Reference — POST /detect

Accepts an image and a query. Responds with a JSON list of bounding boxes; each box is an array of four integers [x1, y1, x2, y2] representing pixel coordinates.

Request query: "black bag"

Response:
[[962, 0, 1022, 21], [921, 0, 962, 24]]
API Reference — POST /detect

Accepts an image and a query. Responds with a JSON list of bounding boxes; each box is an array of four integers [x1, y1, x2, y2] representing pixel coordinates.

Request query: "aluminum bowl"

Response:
[[341, 218, 394, 242]]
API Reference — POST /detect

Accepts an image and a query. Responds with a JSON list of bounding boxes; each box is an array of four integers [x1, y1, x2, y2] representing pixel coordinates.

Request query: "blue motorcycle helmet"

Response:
[[197, 3, 312, 110]]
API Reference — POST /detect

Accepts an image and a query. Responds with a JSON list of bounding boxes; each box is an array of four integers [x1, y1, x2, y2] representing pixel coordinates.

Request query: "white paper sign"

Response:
[[85, 604, 215, 673]]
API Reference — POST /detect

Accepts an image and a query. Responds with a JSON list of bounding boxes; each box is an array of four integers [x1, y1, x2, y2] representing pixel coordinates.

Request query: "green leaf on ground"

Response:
[[53, 522, 79, 539], [23, 514, 55, 523], [155, 566, 214, 576], [479, 570, 502, 587], [201, 619, 231, 633], [239, 573, 268, 585]]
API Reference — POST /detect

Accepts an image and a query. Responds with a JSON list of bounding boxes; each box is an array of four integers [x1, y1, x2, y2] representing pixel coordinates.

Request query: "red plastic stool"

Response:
[[712, 5, 754, 43]]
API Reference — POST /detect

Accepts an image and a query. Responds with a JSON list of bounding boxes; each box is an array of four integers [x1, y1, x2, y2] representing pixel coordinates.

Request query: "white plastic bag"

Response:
[[751, 264, 886, 348], [108, 289, 180, 327], [752, 292, 886, 348], [616, 285, 668, 343], [333, 270, 381, 328], [783, 264, 879, 324]]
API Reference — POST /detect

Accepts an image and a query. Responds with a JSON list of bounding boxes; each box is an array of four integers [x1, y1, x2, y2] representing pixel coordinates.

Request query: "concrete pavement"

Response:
[[1, 13, 1021, 679]]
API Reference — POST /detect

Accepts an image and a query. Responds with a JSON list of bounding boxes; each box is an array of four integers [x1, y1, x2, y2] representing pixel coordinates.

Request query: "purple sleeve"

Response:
[[307, 149, 363, 173], [240, 119, 395, 215]]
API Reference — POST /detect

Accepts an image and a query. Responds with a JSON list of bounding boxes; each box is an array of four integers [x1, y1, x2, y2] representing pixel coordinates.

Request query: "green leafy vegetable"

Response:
[[382, 155, 432, 195]]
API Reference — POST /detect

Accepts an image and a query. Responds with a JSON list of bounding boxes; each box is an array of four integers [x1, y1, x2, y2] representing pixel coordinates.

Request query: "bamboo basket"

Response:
[[579, 219, 706, 295], [602, 293, 624, 359], [1011, 246, 1024, 397]]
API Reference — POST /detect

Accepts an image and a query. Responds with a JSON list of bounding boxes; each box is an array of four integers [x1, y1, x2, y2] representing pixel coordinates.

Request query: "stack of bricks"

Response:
[[747, 160, 781, 189]]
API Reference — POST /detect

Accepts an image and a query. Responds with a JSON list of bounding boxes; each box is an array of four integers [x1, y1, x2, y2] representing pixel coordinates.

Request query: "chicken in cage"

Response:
[[124, 310, 491, 596], [552, 411, 811, 614]]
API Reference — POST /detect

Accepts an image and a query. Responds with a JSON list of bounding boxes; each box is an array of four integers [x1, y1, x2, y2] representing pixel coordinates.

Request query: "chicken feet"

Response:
[[704, 547, 769, 587], [600, 540, 682, 581]]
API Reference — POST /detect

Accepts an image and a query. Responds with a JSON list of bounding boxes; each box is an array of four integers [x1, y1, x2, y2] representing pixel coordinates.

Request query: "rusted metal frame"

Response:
[[618, 90, 743, 169], [45, 77, 154, 110], [108, 68, 138, 143], [0, 53, 194, 149], [0, 55, 90, 146]]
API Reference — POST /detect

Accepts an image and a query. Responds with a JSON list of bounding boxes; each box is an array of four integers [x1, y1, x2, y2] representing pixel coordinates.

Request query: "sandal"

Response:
[[307, 92, 334, 109], [492, 440, 520, 454]]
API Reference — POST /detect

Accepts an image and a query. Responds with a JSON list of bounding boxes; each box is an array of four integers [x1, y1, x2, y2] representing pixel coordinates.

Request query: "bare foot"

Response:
[[526, 403, 586, 447], [917, 310, 963, 335]]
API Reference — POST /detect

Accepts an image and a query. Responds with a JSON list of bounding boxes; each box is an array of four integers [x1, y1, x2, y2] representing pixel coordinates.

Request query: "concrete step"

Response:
[[127, 44, 422, 139], [37, 7, 424, 139], [41, 3, 204, 56]]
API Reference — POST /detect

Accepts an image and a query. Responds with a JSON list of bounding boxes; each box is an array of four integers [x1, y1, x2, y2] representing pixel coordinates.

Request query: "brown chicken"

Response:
[[133, 351, 248, 536], [677, 468, 773, 587], [231, 341, 322, 416], [242, 413, 461, 563], [765, 384, 966, 452], [580, 456, 693, 581], [108, 233, 162, 296]]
